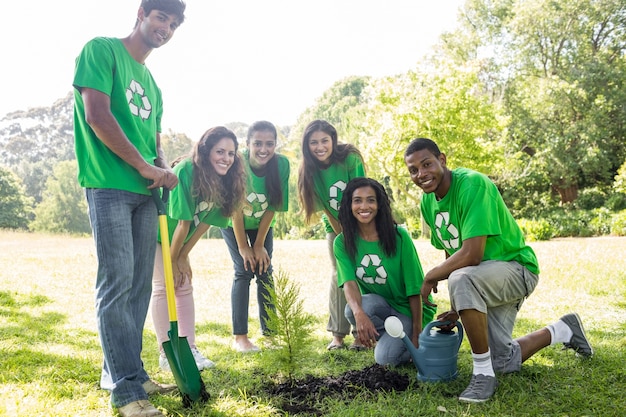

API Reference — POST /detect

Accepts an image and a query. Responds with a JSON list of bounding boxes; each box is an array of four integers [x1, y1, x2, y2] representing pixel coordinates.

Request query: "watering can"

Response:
[[384, 316, 464, 382]]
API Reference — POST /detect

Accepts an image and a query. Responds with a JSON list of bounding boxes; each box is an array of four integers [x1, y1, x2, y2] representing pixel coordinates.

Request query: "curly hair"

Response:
[[173, 126, 246, 217]]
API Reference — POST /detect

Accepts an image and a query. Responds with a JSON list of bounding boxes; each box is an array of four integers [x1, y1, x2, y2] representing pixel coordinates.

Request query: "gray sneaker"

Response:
[[458, 374, 498, 403], [560, 313, 593, 357]]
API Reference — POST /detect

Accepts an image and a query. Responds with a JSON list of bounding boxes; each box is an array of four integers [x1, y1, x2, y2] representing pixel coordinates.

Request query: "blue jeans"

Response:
[[220, 227, 275, 335], [86, 188, 157, 407], [345, 293, 413, 366]]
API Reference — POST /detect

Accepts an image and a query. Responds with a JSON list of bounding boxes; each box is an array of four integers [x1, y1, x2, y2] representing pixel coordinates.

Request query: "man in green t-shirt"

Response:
[[404, 138, 592, 404], [73, 1, 185, 416]]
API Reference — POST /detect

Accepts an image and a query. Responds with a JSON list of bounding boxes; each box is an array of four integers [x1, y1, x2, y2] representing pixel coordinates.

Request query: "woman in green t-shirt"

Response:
[[221, 121, 290, 353], [334, 177, 435, 365], [151, 126, 246, 371], [297, 120, 366, 350]]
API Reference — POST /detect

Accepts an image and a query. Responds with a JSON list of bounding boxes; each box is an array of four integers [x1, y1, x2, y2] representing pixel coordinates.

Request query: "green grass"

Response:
[[1, 231, 625, 416]]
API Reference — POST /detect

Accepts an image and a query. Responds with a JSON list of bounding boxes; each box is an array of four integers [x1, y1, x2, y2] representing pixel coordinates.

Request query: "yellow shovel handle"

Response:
[[152, 188, 178, 323]]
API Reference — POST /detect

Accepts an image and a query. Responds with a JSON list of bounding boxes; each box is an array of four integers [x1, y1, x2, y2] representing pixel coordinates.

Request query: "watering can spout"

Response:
[[384, 316, 464, 382]]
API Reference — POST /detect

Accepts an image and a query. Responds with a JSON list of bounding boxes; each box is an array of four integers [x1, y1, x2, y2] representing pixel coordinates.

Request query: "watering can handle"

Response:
[[424, 320, 464, 349]]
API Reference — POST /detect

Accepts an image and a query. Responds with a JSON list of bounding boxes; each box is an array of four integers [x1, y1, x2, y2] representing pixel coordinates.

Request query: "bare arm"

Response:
[[81, 87, 177, 190], [252, 210, 275, 274], [324, 209, 342, 235], [170, 220, 210, 286], [408, 294, 422, 347], [232, 211, 255, 272]]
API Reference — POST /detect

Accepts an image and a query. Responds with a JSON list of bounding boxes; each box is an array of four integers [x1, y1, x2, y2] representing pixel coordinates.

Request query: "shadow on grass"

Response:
[[0, 290, 101, 399]]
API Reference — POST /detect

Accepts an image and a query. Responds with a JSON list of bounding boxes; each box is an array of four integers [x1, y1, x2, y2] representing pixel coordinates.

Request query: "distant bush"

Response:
[[611, 210, 626, 236], [575, 187, 608, 210], [606, 192, 626, 211], [517, 218, 554, 241]]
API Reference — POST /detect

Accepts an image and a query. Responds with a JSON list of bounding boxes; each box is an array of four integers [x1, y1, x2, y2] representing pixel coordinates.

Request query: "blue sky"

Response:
[[2, 0, 463, 139]]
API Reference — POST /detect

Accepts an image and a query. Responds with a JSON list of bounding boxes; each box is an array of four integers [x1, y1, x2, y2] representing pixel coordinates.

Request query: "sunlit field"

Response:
[[1, 231, 625, 416]]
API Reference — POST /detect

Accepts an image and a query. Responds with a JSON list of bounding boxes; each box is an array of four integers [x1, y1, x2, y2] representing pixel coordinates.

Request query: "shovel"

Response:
[[151, 188, 210, 407]]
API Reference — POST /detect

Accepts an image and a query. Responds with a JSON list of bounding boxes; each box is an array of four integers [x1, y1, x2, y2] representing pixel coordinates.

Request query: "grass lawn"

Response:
[[1, 230, 625, 416]]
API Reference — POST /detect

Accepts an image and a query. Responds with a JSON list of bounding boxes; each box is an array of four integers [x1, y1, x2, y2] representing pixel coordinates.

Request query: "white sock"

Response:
[[546, 320, 574, 345], [472, 350, 495, 377]]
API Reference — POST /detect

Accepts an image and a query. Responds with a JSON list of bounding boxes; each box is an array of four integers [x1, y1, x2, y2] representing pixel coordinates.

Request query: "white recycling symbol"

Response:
[[355, 254, 388, 285], [193, 200, 215, 226], [126, 79, 152, 120], [434, 212, 460, 250], [243, 192, 268, 219], [328, 180, 347, 211]]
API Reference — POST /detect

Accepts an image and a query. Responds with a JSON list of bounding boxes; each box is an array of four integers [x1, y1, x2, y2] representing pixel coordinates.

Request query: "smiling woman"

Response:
[[1, 0, 463, 138]]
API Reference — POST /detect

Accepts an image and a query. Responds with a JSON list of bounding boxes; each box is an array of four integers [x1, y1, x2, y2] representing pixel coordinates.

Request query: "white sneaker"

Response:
[[159, 355, 171, 372], [191, 347, 216, 370]]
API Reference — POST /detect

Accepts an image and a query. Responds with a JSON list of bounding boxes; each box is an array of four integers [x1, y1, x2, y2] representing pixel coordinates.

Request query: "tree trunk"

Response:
[[553, 183, 578, 204]]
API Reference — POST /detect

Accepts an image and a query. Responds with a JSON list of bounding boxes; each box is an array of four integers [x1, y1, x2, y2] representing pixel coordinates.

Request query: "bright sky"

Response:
[[2, 0, 463, 140]]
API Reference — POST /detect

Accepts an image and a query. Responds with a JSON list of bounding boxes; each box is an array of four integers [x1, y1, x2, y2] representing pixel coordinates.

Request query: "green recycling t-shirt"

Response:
[[312, 152, 365, 233], [420, 168, 539, 274], [73, 37, 163, 195], [233, 150, 290, 230], [334, 225, 436, 325], [159, 158, 229, 243]]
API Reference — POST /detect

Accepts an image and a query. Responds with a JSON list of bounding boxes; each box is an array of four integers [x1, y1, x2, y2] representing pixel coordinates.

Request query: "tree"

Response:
[[30, 160, 91, 235], [160, 130, 193, 163], [448, 0, 626, 205], [0, 166, 32, 229]]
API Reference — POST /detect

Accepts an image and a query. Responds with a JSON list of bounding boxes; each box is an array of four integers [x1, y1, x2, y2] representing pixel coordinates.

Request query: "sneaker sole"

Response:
[[562, 313, 593, 357]]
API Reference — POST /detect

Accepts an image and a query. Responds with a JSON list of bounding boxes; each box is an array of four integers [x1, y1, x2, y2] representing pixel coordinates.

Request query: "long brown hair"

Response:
[[173, 126, 246, 217], [297, 119, 363, 223]]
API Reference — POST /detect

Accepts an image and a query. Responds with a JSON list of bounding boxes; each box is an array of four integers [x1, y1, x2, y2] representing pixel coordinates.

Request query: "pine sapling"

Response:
[[263, 268, 315, 382]]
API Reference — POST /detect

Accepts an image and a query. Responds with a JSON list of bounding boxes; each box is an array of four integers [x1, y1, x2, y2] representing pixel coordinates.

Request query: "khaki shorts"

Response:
[[448, 260, 539, 373]]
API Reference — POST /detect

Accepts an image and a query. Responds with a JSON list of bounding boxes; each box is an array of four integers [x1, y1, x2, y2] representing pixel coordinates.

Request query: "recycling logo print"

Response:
[[328, 180, 347, 212], [434, 212, 460, 250], [355, 254, 388, 285], [243, 192, 269, 219], [193, 200, 215, 226], [126, 79, 152, 120]]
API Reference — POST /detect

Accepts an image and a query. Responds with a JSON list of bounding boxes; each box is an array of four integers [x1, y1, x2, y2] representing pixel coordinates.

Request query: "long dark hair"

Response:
[[338, 177, 398, 261], [297, 119, 364, 223], [247, 120, 283, 207], [173, 126, 246, 217]]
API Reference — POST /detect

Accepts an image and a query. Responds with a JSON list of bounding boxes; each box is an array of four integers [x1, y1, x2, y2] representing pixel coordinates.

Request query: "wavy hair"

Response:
[[172, 126, 246, 217], [337, 177, 398, 262], [297, 119, 363, 223]]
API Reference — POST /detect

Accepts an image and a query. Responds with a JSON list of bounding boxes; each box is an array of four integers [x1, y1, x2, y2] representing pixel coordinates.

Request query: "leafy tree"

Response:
[[0, 166, 32, 229], [0, 92, 74, 167], [449, 0, 626, 205], [30, 160, 90, 235], [160, 130, 193, 163], [356, 61, 505, 213]]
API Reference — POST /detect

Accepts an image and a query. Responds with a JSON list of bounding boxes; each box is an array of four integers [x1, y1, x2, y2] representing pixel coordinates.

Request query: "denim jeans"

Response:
[[345, 293, 413, 366], [86, 188, 157, 407], [220, 227, 275, 335]]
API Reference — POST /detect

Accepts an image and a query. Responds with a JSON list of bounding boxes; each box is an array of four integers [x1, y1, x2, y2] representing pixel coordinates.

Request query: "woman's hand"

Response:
[[354, 311, 379, 348], [175, 255, 192, 287], [253, 245, 270, 274], [239, 246, 256, 272]]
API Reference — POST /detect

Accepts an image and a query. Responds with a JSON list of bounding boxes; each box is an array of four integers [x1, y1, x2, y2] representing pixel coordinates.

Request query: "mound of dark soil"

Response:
[[268, 364, 411, 415]]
